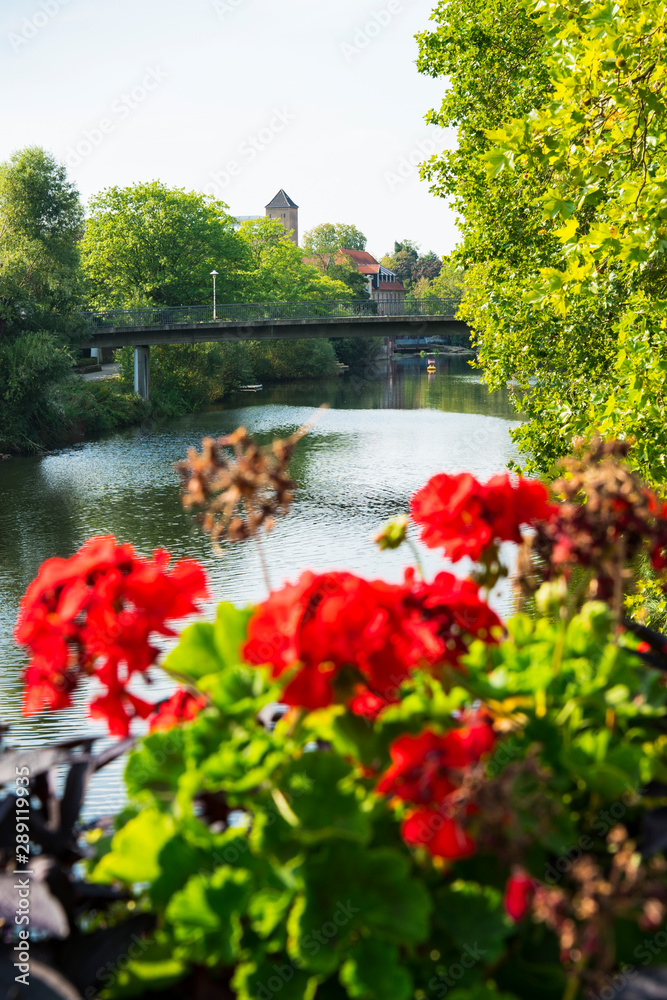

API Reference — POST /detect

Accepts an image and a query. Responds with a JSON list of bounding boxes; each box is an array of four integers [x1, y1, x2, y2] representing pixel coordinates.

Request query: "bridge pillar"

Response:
[[133, 345, 150, 401]]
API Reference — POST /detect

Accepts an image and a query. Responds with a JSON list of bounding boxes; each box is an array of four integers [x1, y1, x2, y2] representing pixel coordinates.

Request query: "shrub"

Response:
[[115, 342, 253, 412], [244, 338, 338, 381], [0, 330, 73, 452]]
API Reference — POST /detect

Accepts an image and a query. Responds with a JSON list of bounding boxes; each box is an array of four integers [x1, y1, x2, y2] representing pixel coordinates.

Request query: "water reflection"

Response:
[[0, 356, 520, 815]]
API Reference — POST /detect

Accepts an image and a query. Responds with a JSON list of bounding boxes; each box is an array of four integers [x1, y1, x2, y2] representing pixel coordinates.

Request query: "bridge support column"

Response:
[[133, 345, 150, 401]]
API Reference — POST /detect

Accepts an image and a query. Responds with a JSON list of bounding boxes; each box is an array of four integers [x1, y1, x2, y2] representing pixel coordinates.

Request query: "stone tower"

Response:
[[265, 189, 299, 246]]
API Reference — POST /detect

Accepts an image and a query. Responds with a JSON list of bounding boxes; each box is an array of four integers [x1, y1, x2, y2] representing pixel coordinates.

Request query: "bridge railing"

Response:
[[81, 298, 462, 330]]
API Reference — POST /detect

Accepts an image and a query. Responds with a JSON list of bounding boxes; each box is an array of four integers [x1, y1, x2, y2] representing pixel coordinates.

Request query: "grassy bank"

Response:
[[1, 337, 358, 455]]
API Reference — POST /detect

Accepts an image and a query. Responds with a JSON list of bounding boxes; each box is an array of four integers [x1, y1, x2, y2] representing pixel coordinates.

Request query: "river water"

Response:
[[0, 355, 520, 816]]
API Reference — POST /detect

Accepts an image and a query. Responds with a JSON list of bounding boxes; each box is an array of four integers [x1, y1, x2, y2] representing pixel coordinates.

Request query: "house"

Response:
[[340, 249, 406, 312]]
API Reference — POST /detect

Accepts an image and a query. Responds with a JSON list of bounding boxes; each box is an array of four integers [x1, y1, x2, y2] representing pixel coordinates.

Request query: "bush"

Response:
[[244, 337, 338, 380], [57, 379, 150, 438], [115, 342, 253, 412], [0, 331, 73, 452], [330, 337, 383, 369]]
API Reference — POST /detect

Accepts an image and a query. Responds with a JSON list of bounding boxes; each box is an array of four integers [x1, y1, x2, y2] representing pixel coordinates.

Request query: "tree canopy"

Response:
[[301, 222, 369, 298], [80, 181, 251, 308], [238, 218, 353, 301], [381, 241, 443, 288], [0, 146, 84, 330], [302, 222, 367, 267], [418, 0, 667, 484]]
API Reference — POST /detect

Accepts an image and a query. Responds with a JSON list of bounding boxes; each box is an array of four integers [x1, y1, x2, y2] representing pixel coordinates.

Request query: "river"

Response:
[[0, 355, 520, 816]]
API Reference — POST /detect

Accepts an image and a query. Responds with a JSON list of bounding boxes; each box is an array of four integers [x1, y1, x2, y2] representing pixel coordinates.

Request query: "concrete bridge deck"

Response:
[[79, 299, 468, 398]]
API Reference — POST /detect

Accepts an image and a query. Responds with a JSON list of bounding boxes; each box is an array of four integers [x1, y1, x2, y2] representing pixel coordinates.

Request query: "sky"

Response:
[[0, 0, 459, 260]]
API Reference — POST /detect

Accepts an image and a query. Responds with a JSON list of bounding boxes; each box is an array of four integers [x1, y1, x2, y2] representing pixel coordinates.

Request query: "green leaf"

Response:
[[287, 843, 432, 974], [433, 881, 511, 964], [339, 939, 412, 1000], [163, 602, 253, 684], [214, 601, 254, 668], [165, 866, 253, 966], [163, 622, 221, 682], [108, 939, 187, 998], [232, 958, 319, 1000], [277, 753, 373, 845], [93, 808, 176, 886]]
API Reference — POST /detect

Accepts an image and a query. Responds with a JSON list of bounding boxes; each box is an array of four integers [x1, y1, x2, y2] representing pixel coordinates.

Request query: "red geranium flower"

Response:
[[410, 472, 555, 562], [402, 808, 475, 860], [244, 570, 428, 711], [244, 569, 502, 713], [504, 870, 535, 921], [15, 536, 209, 737], [149, 688, 207, 732], [377, 719, 496, 805]]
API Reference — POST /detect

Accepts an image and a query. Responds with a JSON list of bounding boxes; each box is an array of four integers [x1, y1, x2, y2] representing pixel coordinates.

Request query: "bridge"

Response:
[[80, 299, 468, 400]]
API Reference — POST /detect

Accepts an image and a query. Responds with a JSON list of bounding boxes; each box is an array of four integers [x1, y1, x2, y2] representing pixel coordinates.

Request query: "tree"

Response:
[[80, 182, 251, 308], [487, 0, 667, 485], [238, 218, 353, 301], [302, 222, 367, 268], [380, 240, 421, 286], [417, 0, 667, 484], [412, 252, 442, 284], [0, 146, 84, 329], [300, 221, 369, 297]]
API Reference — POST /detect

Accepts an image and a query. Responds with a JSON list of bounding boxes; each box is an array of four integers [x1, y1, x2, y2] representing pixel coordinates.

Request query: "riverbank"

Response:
[[1, 337, 353, 457]]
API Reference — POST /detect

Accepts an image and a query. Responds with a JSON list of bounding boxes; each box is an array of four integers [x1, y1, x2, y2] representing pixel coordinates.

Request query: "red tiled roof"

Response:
[[341, 248, 379, 266], [378, 280, 406, 292], [357, 264, 380, 274]]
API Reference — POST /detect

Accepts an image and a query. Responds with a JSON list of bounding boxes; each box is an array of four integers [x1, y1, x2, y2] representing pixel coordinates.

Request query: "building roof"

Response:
[[341, 248, 378, 266], [378, 280, 406, 292], [266, 189, 298, 209], [357, 264, 380, 275]]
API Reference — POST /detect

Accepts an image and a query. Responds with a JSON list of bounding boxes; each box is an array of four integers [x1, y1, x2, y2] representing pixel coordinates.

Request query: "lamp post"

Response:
[[210, 270, 218, 320]]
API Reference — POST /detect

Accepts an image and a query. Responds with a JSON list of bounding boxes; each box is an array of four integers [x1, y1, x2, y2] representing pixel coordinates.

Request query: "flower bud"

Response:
[[374, 514, 410, 551]]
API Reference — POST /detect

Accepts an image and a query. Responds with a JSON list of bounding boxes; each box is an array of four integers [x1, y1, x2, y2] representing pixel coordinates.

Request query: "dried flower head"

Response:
[[515, 438, 667, 610], [174, 407, 328, 551]]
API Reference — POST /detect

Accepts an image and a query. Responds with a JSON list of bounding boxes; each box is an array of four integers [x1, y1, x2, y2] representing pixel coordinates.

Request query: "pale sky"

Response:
[[0, 0, 459, 260]]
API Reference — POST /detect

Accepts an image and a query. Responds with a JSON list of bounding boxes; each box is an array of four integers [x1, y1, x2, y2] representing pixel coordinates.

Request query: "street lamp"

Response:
[[210, 270, 219, 320]]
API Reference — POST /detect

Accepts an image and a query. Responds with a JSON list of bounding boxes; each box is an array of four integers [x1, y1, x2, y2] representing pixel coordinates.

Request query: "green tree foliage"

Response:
[[408, 261, 464, 302], [80, 182, 251, 308], [244, 337, 339, 380], [115, 342, 253, 412], [238, 219, 353, 301], [330, 336, 383, 369], [302, 222, 368, 266], [417, 0, 667, 482], [0, 332, 72, 452], [380, 241, 444, 289], [380, 240, 421, 286], [301, 222, 370, 298], [0, 146, 84, 329], [412, 251, 443, 284]]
